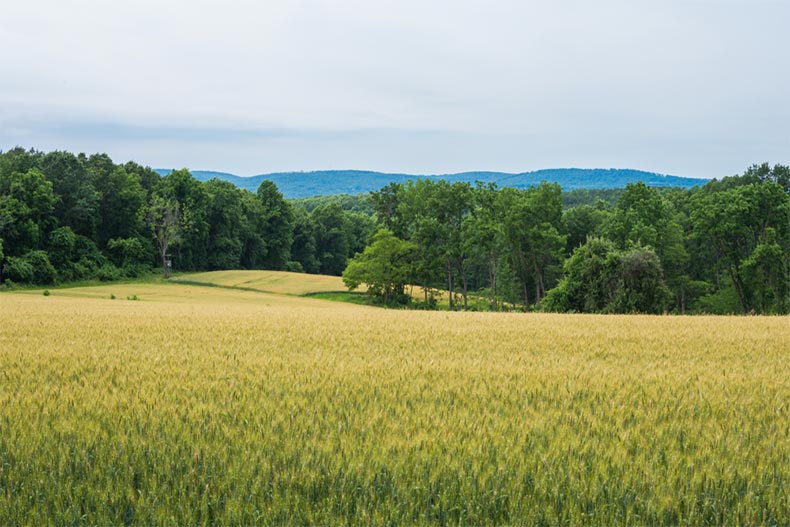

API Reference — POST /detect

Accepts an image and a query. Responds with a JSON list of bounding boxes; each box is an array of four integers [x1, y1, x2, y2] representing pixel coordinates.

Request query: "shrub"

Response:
[[284, 261, 304, 273], [96, 264, 123, 282], [3, 251, 56, 285], [3, 257, 34, 284]]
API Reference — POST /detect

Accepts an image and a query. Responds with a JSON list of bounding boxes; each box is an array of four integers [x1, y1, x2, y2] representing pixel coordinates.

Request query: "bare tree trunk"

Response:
[[160, 250, 170, 279], [536, 269, 545, 303], [728, 265, 748, 313]]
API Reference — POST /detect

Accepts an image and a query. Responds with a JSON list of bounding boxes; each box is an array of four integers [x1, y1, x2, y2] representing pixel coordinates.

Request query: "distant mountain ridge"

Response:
[[153, 168, 707, 198]]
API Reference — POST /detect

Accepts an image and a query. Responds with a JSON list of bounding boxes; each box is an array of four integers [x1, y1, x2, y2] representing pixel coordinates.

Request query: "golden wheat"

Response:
[[1, 282, 788, 525]]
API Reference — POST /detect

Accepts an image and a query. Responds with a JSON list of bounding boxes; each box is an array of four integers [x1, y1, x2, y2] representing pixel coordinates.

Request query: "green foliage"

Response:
[[146, 195, 183, 278], [39, 150, 99, 238], [2, 255, 34, 283], [94, 166, 146, 246], [1, 147, 788, 314], [741, 240, 788, 313], [562, 187, 623, 208], [542, 239, 670, 314], [562, 203, 610, 254], [291, 193, 375, 215], [156, 169, 209, 271], [342, 229, 416, 305], [503, 183, 566, 306], [96, 263, 124, 281], [2, 250, 56, 285], [107, 237, 150, 276], [312, 203, 352, 276], [691, 180, 790, 313], [256, 180, 293, 269], [542, 237, 620, 313], [695, 283, 742, 314], [609, 247, 672, 314], [0, 167, 58, 256], [289, 206, 320, 273]]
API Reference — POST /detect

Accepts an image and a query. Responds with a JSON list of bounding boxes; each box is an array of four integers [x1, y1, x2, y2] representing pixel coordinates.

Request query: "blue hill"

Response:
[[154, 168, 707, 198]]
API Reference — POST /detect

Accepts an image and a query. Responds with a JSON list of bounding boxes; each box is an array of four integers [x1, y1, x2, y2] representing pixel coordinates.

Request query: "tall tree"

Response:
[[464, 183, 507, 310], [39, 151, 99, 238], [503, 184, 566, 307], [94, 166, 146, 247], [691, 181, 790, 313], [0, 168, 58, 257], [342, 229, 416, 305], [290, 206, 319, 273], [156, 169, 209, 271], [312, 203, 351, 276], [146, 196, 182, 278], [256, 180, 293, 269], [204, 179, 245, 269], [604, 182, 688, 309]]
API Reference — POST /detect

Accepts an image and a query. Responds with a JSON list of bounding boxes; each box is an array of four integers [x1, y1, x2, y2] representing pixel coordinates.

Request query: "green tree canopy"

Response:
[[342, 229, 416, 305]]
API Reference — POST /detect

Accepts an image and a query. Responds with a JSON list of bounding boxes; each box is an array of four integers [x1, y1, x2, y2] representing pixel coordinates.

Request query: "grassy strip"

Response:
[[0, 272, 165, 292], [303, 291, 372, 305]]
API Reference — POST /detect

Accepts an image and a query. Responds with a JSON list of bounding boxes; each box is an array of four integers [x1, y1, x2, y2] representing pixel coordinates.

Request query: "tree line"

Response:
[[2, 147, 788, 314], [0, 148, 375, 286], [345, 164, 790, 314]]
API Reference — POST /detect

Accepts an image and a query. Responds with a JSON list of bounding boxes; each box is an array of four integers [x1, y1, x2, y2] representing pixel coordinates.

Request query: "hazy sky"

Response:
[[1, 0, 788, 178]]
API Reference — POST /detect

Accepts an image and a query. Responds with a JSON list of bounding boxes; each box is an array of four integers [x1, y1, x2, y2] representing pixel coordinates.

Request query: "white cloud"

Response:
[[1, 0, 788, 177]]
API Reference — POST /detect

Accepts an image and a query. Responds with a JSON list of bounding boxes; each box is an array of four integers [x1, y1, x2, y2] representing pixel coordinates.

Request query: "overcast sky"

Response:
[[1, 0, 788, 178]]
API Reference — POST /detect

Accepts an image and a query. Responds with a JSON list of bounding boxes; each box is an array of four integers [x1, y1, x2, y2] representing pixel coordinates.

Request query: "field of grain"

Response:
[[174, 270, 349, 295], [1, 280, 789, 525]]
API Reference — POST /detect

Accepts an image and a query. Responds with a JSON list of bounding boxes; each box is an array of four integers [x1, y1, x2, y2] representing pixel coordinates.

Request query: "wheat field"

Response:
[[1, 279, 789, 525], [173, 270, 349, 295]]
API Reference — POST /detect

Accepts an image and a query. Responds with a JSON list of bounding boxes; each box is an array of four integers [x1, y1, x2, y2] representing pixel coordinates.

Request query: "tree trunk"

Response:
[[459, 257, 468, 311], [536, 269, 545, 302], [447, 261, 454, 310], [680, 287, 686, 314], [159, 245, 170, 279], [489, 254, 498, 311], [728, 265, 748, 313]]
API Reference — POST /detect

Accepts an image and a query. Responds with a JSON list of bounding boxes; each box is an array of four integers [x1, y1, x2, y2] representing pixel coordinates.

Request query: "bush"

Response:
[[107, 237, 151, 274], [3, 251, 56, 285], [695, 285, 741, 315], [96, 264, 123, 282], [284, 261, 304, 273], [3, 257, 34, 284], [25, 251, 57, 285], [608, 248, 671, 314]]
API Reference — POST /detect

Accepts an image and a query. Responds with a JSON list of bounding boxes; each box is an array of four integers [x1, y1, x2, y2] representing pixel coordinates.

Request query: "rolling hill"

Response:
[[154, 168, 708, 198]]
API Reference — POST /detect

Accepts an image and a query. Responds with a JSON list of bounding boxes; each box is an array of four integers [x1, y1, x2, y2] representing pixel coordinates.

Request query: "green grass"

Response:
[[304, 291, 371, 305]]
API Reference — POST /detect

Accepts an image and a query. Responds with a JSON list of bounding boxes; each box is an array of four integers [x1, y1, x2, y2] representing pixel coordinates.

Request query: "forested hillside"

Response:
[[2, 147, 788, 314], [156, 168, 706, 198]]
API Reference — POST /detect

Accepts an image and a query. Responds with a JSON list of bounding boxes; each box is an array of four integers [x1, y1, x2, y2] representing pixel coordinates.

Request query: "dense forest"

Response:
[[1, 147, 788, 314]]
